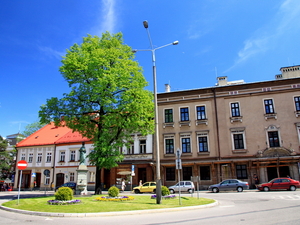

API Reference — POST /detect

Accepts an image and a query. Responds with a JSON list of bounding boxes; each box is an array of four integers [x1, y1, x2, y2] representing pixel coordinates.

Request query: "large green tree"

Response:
[[39, 32, 154, 194], [0, 136, 15, 180]]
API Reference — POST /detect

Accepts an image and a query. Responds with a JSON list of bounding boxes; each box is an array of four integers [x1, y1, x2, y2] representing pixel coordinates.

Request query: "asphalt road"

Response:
[[1, 190, 300, 225]]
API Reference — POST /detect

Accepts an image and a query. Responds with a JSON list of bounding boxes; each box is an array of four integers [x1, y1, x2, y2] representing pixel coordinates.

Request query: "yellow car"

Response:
[[133, 182, 156, 194]]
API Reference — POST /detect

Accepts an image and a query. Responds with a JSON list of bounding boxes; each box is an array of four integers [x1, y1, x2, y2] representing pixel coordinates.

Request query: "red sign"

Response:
[[17, 160, 28, 170]]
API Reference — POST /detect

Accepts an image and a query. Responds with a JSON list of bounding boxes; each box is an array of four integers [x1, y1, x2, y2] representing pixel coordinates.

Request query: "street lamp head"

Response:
[[143, 20, 149, 28], [173, 41, 179, 45], [132, 49, 137, 53]]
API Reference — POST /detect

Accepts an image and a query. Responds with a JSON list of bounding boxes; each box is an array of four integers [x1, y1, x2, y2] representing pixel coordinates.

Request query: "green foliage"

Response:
[[55, 187, 73, 201], [21, 121, 46, 137], [0, 136, 14, 179], [161, 186, 170, 196], [108, 186, 119, 197], [39, 32, 154, 193]]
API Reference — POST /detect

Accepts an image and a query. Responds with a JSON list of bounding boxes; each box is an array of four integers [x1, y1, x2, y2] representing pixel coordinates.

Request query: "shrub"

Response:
[[108, 186, 119, 197], [54, 187, 73, 201], [161, 185, 170, 196]]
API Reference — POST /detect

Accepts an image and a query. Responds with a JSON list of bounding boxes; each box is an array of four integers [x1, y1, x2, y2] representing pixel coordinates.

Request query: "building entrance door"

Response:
[[56, 173, 64, 187], [267, 166, 290, 181], [36, 172, 41, 187], [138, 168, 146, 183]]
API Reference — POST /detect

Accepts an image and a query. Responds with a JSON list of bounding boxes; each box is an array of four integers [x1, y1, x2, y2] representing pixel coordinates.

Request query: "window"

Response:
[[165, 138, 174, 154], [21, 153, 26, 160], [37, 153, 42, 163], [28, 153, 33, 163], [70, 150, 76, 161], [231, 102, 240, 117], [198, 136, 208, 152], [182, 167, 192, 180], [181, 137, 191, 153], [60, 151, 65, 162], [264, 99, 275, 114], [165, 109, 173, 123], [127, 141, 134, 154], [70, 172, 75, 182], [268, 131, 280, 147], [236, 165, 248, 179], [45, 176, 50, 185], [89, 172, 95, 182], [180, 107, 189, 121], [46, 152, 52, 163], [196, 106, 206, 120], [166, 167, 175, 181], [139, 139, 146, 154], [200, 166, 210, 180], [233, 134, 244, 149], [295, 96, 300, 111], [231, 129, 246, 150]]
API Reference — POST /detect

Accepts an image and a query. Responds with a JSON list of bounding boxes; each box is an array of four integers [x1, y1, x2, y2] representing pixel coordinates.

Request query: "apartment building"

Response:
[[156, 65, 300, 189]]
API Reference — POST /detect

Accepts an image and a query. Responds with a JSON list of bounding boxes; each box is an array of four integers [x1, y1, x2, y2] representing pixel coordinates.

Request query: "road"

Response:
[[1, 190, 300, 224]]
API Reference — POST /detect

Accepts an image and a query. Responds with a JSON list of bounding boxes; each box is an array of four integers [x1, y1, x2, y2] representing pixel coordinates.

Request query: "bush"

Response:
[[54, 187, 73, 201], [108, 186, 119, 197], [161, 185, 170, 196]]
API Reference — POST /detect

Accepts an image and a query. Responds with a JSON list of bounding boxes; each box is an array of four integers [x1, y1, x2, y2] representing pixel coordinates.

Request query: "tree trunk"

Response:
[[94, 166, 102, 195]]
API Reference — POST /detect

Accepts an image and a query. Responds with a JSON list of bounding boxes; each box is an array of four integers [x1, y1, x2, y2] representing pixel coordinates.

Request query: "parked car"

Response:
[[208, 179, 249, 193], [55, 182, 76, 192], [133, 181, 156, 194], [257, 178, 300, 191], [168, 181, 195, 194]]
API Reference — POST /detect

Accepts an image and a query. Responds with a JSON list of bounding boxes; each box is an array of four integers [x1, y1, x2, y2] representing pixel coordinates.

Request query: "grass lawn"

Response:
[[2, 195, 215, 213]]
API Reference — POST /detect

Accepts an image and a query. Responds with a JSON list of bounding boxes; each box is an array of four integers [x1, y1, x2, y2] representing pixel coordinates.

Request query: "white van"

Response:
[[168, 181, 195, 194]]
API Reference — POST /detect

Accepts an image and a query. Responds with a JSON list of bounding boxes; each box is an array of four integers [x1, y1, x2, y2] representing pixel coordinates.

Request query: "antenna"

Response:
[[215, 67, 218, 79]]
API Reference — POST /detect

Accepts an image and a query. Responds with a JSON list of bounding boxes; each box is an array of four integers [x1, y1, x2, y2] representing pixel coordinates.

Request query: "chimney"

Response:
[[217, 76, 228, 86], [165, 84, 171, 92]]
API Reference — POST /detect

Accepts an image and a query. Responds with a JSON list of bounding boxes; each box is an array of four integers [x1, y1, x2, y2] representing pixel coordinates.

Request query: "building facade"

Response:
[[156, 65, 300, 189], [15, 123, 153, 191]]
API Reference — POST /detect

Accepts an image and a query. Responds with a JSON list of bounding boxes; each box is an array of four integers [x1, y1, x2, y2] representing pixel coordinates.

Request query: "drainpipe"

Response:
[[212, 88, 221, 160], [212, 88, 222, 182], [51, 145, 56, 190]]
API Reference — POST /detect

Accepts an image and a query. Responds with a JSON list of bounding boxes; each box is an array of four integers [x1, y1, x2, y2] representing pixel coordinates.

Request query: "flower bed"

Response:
[[151, 194, 176, 199], [95, 196, 134, 202], [47, 199, 81, 205]]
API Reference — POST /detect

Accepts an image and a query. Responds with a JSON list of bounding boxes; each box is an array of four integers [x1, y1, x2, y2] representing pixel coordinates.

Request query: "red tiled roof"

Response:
[[55, 130, 90, 144], [16, 122, 72, 147]]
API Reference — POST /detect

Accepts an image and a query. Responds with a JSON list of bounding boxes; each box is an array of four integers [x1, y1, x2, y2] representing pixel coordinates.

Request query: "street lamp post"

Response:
[[133, 20, 178, 204]]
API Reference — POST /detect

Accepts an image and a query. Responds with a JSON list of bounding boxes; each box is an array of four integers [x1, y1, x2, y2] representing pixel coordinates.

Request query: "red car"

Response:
[[257, 178, 300, 191]]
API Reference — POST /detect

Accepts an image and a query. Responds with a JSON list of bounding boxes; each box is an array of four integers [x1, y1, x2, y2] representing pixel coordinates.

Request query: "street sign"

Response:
[[44, 169, 50, 176], [131, 165, 135, 176], [17, 160, 28, 170], [176, 159, 182, 169], [176, 148, 182, 159]]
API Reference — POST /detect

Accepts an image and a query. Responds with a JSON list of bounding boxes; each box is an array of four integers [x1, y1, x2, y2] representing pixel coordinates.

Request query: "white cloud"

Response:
[[93, 0, 117, 36], [38, 46, 65, 60], [226, 0, 300, 72]]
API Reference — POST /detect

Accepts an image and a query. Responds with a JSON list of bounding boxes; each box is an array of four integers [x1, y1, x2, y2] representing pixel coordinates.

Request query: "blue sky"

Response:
[[1, 0, 300, 138]]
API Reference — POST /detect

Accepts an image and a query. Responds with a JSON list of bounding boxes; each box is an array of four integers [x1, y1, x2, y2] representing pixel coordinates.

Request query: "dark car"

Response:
[[208, 179, 249, 193], [257, 178, 300, 191], [55, 182, 76, 191]]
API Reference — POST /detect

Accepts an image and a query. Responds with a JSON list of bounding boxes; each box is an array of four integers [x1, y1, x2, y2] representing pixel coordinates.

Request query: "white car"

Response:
[[168, 181, 195, 194]]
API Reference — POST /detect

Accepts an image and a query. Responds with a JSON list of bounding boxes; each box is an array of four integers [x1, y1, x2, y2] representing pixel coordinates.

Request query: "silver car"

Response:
[[208, 179, 249, 193], [168, 181, 195, 194]]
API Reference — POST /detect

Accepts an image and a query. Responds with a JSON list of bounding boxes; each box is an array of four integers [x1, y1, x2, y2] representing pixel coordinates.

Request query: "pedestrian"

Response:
[[253, 173, 259, 188], [121, 179, 126, 192], [139, 180, 143, 186], [287, 175, 292, 179]]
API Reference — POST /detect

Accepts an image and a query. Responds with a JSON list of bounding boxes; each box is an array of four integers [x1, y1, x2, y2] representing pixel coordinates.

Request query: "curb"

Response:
[[0, 200, 219, 217]]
